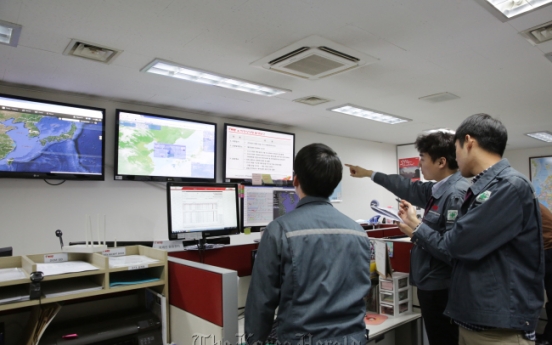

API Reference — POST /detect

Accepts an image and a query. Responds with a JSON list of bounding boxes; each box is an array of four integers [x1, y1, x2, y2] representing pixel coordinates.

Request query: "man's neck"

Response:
[[472, 153, 502, 176], [434, 169, 457, 182]]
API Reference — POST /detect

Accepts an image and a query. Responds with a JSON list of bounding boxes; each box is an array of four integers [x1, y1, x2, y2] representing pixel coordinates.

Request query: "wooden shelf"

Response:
[[0, 245, 169, 343]]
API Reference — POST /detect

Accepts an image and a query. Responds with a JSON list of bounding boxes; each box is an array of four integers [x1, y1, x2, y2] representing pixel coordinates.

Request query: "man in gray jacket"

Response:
[[398, 114, 544, 345], [346, 131, 469, 345], [245, 143, 372, 345]]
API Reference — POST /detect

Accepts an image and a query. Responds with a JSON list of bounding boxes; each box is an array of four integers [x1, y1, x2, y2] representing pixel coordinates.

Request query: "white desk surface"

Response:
[[230, 233, 261, 246], [367, 312, 421, 339], [238, 311, 421, 340]]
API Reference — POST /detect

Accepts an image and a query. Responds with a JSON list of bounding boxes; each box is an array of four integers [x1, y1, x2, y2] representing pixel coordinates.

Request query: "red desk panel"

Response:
[[169, 243, 259, 277], [169, 262, 224, 326]]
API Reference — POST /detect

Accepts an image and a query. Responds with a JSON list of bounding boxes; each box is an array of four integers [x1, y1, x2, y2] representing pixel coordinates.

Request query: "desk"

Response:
[[230, 233, 261, 245], [367, 312, 421, 344], [238, 312, 421, 345]]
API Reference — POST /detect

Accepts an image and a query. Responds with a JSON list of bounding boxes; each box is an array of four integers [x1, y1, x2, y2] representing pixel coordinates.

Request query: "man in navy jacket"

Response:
[[245, 143, 372, 345], [399, 114, 544, 345], [346, 131, 468, 345]]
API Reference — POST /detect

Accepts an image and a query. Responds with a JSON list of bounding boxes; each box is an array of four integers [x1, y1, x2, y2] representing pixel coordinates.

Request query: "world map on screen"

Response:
[[531, 156, 552, 211], [0, 110, 102, 174]]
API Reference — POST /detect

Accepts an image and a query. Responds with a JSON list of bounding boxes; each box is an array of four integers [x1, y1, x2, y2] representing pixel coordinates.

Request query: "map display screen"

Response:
[[242, 185, 299, 227], [115, 110, 216, 182], [530, 156, 552, 211], [224, 124, 294, 181], [0, 94, 105, 180]]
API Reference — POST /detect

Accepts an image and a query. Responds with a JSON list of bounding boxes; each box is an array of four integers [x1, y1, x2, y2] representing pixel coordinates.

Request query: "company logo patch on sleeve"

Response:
[[447, 210, 458, 221], [475, 190, 492, 203]]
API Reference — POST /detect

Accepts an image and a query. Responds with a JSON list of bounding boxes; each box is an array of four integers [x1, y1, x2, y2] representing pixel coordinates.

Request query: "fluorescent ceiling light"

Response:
[[142, 59, 289, 97], [423, 128, 456, 134], [482, 0, 552, 19], [0, 20, 22, 47], [526, 131, 552, 142], [329, 104, 411, 124]]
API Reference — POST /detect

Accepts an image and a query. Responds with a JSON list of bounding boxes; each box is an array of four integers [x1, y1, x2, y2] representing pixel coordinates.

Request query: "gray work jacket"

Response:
[[373, 171, 469, 290], [245, 196, 372, 345], [413, 159, 544, 331]]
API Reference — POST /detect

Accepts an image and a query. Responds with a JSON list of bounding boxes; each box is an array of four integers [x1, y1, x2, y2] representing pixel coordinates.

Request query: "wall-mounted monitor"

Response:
[[115, 110, 216, 182], [0, 94, 105, 181], [242, 185, 299, 231], [167, 182, 240, 241], [224, 124, 295, 183]]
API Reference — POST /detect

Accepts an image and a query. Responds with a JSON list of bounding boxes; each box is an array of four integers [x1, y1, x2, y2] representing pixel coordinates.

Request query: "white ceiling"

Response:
[[1, 0, 552, 150]]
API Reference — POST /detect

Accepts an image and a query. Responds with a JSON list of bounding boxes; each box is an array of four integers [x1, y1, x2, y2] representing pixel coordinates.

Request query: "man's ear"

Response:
[[293, 175, 299, 187], [465, 134, 475, 152], [438, 157, 447, 169]]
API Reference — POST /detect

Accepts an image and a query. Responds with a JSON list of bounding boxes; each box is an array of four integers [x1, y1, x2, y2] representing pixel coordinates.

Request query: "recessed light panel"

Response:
[[483, 0, 552, 19], [142, 59, 289, 97], [526, 131, 552, 142], [0, 20, 22, 47], [423, 128, 456, 134], [329, 104, 410, 124]]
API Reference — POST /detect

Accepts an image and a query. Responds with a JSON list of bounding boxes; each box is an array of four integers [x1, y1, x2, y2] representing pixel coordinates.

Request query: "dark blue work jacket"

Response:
[[373, 171, 469, 290], [245, 196, 372, 345], [414, 159, 544, 331]]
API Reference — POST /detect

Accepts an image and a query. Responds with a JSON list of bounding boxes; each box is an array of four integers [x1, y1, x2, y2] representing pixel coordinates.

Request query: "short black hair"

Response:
[[415, 132, 458, 170], [454, 113, 507, 156], [293, 143, 342, 198]]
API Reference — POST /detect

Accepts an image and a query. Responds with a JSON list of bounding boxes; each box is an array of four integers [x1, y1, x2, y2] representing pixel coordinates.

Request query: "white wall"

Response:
[[0, 84, 398, 255], [504, 146, 552, 179]]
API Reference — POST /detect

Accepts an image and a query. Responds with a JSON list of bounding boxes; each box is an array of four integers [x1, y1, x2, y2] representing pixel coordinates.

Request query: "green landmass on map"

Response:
[[40, 123, 77, 146], [0, 111, 43, 138], [0, 131, 15, 160], [118, 126, 195, 175]]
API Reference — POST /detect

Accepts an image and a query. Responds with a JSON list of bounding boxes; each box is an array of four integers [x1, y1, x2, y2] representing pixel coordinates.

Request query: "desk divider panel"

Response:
[[168, 257, 238, 344], [169, 243, 258, 277], [169, 261, 223, 326]]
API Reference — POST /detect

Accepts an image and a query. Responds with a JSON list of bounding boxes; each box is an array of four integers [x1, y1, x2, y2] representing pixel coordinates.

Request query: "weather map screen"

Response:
[[242, 185, 299, 228], [0, 94, 105, 180], [115, 110, 216, 182]]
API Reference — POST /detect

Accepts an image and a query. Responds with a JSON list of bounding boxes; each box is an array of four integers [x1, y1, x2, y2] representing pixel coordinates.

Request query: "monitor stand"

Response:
[[183, 236, 230, 248]]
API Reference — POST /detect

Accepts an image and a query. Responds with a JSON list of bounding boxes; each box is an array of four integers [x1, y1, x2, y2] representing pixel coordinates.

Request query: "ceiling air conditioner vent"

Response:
[[293, 95, 332, 106], [268, 47, 310, 65], [419, 92, 460, 103], [520, 20, 552, 45], [63, 39, 123, 64], [252, 35, 378, 80], [318, 46, 360, 62]]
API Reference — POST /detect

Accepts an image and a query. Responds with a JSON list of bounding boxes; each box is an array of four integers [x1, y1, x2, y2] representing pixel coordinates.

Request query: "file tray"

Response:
[[106, 246, 166, 271], [106, 246, 167, 291], [0, 256, 30, 287], [25, 252, 107, 278]]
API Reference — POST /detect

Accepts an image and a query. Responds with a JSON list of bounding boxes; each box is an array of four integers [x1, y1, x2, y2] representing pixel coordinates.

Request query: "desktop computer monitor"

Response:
[[0, 247, 13, 257], [242, 185, 299, 231], [167, 182, 240, 241]]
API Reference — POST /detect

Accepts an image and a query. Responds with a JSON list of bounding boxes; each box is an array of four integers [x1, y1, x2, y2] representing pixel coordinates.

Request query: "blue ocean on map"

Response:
[[0, 117, 102, 174], [203, 131, 215, 152], [191, 162, 215, 178]]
